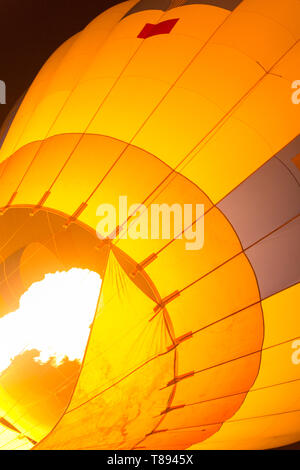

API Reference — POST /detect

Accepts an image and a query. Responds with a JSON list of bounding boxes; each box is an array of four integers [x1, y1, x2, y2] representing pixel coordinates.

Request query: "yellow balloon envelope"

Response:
[[0, 0, 299, 450]]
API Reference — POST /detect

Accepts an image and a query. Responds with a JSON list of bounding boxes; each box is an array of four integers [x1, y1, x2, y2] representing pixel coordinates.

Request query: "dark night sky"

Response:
[[0, 0, 120, 126], [0, 0, 299, 450]]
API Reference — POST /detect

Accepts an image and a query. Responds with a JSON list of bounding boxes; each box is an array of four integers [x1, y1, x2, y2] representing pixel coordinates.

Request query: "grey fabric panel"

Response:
[[123, 0, 242, 17], [217, 158, 300, 249], [184, 0, 243, 10], [275, 134, 300, 184], [123, 0, 171, 17], [245, 217, 300, 300]]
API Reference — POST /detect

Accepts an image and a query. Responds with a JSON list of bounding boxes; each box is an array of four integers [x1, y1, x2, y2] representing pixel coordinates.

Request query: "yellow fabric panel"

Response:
[[0, 141, 41, 208], [14, 91, 74, 155], [0, 35, 76, 164], [176, 316, 261, 384], [133, 85, 225, 170], [212, 3, 296, 71], [0, 422, 32, 450], [35, 351, 174, 450], [252, 341, 300, 389], [0, 4, 224, 169], [191, 410, 300, 450], [234, 75, 299, 159], [12, 134, 84, 206], [69, 250, 171, 408], [173, 352, 261, 406], [192, 375, 300, 449], [233, 380, 300, 418], [11, 134, 126, 213], [181, 117, 272, 204], [175, 302, 263, 377], [144, 207, 241, 297], [130, 3, 296, 180], [48, 11, 164, 138], [0, 376, 67, 446], [275, 41, 300, 81], [78, 147, 173, 234], [262, 284, 300, 348], [46, 135, 127, 216], [6, 441, 33, 450], [139, 303, 263, 449], [191, 285, 300, 449], [88, 76, 172, 145], [72, 10, 165, 84], [159, 395, 249, 432], [46, 4, 229, 142], [181, 48, 300, 202], [162, 4, 229, 40], [177, 43, 263, 112], [115, 165, 213, 262], [89, 15, 202, 85], [15, 134, 177, 227], [165, 254, 260, 337], [35, 251, 175, 449], [0, 296, 8, 316], [0, 0, 138, 163], [86, 6, 229, 146], [240, 0, 300, 40], [38, 0, 139, 95], [141, 424, 221, 450], [0, 382, 40, 448]]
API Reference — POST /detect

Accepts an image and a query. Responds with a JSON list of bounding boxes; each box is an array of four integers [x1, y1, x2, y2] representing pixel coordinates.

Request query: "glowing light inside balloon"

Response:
[[0, 269, 101, 374]]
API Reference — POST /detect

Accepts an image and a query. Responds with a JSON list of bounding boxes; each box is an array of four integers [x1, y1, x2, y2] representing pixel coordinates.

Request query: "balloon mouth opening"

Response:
[[0, 268, 102, 440], [0, 206, 106, 447], [0, 267, 102, 375], [0, 206, 109, 317]]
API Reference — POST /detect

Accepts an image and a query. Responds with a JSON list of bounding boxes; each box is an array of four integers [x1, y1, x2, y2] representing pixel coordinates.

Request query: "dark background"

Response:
[[0, 0, 299, 450], [0, 0, 120, 125]]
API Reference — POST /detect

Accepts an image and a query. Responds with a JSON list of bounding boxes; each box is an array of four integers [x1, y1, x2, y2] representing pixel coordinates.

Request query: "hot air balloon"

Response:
[[0, 0, 299, 450]]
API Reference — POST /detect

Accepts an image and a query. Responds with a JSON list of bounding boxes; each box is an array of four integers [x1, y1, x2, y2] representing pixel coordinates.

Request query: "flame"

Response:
[[0, 269, 101, 375]]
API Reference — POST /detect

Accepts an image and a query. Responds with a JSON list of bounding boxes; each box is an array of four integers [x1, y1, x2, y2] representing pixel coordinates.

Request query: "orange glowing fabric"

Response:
[[0, 0, 299, 450]]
